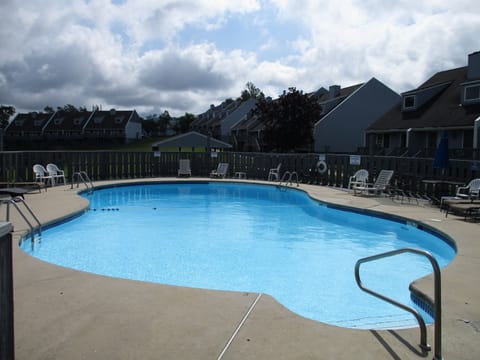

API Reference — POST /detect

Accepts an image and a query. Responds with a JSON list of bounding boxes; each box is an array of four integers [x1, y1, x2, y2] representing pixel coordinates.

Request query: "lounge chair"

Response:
[[33, 164, 54, 186], [268, 163, 282, 181], [177, 159, 192, 177], [46, 163, 66, 185], [348, 169, 369, 189], [353, 170, 394, 196], [455, 178, 480, 200], [210, 163, 229, 178]]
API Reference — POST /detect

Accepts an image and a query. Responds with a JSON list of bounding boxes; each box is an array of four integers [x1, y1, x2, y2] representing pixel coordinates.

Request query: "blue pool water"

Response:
[[20, 182, 456, 329]]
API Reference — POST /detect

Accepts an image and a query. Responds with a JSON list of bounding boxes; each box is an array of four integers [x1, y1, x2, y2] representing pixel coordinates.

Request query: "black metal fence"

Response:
[[1, 150, 479, 198]]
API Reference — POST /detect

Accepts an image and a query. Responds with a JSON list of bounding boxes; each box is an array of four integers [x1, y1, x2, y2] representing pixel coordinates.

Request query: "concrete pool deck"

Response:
[[6, 178, 480, 360]]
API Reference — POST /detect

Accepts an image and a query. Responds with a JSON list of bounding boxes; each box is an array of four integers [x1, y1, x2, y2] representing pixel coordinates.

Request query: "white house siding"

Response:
[[314, 78, 401, 153], [125, 116, 142, 140], [220, 98, 257, 138]]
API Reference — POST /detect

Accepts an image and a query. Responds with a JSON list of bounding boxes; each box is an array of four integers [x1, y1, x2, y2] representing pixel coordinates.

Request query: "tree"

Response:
[[158, 111, 171, 134], [0, 105, 16, 151], [174, 113, 196, 134], [256, 87, 321, 152], [57, 104, 78, 112], [142, 115, 158, 137], [240, 81, 264, 101], [44, 106, 55, 113]]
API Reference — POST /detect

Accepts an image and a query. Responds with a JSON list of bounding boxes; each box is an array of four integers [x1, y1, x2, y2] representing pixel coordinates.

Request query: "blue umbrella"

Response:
[[433, 131, 449, 169]]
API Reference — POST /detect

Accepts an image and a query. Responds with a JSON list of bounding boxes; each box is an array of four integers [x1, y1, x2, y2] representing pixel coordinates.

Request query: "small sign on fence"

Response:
[[350, 155, 361, 165]]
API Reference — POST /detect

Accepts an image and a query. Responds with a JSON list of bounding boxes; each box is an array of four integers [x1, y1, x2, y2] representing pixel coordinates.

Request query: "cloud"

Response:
[[0, 0, 479, 117]]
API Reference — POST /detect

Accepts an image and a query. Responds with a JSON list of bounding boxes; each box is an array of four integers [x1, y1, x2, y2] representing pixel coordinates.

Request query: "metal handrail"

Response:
[[71, 171, 94, 193], [278, 171, 299, 187], [355, 247, 442, 360], [3, 197, 42, 242]]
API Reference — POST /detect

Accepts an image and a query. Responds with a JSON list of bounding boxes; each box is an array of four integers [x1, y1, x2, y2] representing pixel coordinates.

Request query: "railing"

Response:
[[71, 171, 94, 193], [278, 171, 299, 187], [2, 197, 42, 242], [355, 248, 442, 360]]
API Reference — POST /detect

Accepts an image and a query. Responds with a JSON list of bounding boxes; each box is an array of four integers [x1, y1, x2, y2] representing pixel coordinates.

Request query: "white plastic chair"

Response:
[[353, 170, 394, 196], [456, 178, 480, 199], [177, 159, 192, 177], [268, 163, 282, 181], [210, 163, 229, 178], [348, 169, 369, 189], [46, 163, 66, 185], [33, 164, 54, 186]]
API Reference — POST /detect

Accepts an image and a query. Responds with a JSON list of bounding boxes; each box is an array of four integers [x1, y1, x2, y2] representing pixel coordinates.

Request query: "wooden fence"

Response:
[[1, 150, 479, 198]]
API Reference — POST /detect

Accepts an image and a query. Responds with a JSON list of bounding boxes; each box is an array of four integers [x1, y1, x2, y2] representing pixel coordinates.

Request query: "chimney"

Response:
[[467, 51, 480, 80], [329, 85, 341, 99]]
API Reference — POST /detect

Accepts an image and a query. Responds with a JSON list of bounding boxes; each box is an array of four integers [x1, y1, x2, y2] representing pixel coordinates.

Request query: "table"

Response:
[[0, 187, 31, 200], [234, 172, 247, 179], [421, 179, 464, 204]]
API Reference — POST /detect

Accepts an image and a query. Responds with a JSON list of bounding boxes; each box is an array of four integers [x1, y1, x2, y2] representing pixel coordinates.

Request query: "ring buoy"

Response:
[[316, 160, 327, 174]]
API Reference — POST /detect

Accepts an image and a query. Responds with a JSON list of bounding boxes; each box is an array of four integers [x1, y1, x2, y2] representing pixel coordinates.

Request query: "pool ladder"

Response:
[[2, 197, 42, 242], [71, 171, 94, 194], [278, 171, 299, 188], [355, 248, 442, 360]]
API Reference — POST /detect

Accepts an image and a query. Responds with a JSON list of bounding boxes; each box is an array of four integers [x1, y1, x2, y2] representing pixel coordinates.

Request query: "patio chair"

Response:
[[210, 163, 229, 178], [46, 163, 66, 185], [177, 159, 192, 177], [33, 164, 54, 186], [455, 178, 480, 200], [268, 163, 282, 181], [348, 169, 369, 189], [353, 170, 394, 196]]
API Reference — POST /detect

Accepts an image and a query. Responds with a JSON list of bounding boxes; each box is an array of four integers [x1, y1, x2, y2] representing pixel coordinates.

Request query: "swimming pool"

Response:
[[20, 182, 456, 329]]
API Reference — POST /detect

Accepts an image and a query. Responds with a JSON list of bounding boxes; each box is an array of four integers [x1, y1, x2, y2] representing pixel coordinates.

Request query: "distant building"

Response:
[[314, 78, 401, 153], [5, 108, 141, 149], [151, 131, 232, 152], [366, 51, 480, 158], [230, 78, 400, 153]]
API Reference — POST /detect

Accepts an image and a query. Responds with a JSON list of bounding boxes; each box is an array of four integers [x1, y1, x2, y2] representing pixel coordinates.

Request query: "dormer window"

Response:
[[73, 117, 83, 125], [54, 118, 63, 125], [94, 116, 104, 124], [115, 116, 124, 124], [464, 84, 480, 102], [403, 95, 416, 110]]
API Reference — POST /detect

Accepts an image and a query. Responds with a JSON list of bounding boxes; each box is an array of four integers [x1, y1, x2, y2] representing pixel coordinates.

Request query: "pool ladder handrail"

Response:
[[3, 197, 42, 242], [71, 171, 94, 193], [355, 247, 442, 360], [278, 171, 299, 187]]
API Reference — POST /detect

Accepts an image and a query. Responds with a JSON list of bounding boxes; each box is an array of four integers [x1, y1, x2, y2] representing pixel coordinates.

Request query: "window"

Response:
[[54, 118, 63, 125], [34, 119, 43, 126], [94, 116, 104, 124], [464, 85, 480, 102], [403, 95, 416, 109], [73, 117, 83, 125], [115, 116, 124, 124]]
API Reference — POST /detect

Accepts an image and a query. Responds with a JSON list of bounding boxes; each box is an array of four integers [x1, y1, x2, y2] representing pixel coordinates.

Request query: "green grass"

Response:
[[107, 137, 166, 151]]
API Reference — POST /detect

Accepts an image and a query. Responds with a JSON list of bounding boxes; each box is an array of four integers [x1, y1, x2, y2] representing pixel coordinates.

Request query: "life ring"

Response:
[[316, 160, 327, 174]]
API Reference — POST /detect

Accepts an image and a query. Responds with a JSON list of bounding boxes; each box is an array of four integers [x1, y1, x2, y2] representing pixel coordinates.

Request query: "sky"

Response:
[[1, 0, 479, 118]]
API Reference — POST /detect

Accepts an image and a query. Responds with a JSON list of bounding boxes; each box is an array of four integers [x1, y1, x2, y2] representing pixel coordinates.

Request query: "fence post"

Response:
[[0, 221, 14, 360]]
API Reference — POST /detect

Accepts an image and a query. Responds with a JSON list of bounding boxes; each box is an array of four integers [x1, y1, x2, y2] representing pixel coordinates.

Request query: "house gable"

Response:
[[314, 78, 401, 153]]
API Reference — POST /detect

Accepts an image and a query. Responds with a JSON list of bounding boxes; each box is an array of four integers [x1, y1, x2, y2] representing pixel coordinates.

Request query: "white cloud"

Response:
[[0, 0, 479, 117]]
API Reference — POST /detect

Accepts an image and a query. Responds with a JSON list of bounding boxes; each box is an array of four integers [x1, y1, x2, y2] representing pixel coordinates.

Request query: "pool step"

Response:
[[331, 313, 422, 330]]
